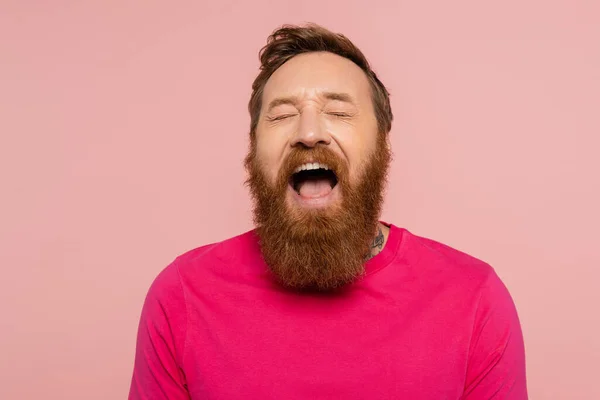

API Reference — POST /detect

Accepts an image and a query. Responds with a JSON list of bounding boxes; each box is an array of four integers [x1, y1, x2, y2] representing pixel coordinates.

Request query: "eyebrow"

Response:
[[265, 91, 357, 113]]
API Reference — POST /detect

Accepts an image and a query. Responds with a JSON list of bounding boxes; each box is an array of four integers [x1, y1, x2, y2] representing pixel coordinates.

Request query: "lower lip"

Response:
[[287, 184, 341, 209]]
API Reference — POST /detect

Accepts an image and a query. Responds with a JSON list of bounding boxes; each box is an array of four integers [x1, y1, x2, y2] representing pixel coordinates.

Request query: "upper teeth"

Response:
[[293, 162, 330, 173]]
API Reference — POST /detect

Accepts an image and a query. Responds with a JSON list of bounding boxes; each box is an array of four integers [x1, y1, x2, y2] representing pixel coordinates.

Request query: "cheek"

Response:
[[255, 137, 286, 183], [338, 136, 378, 183]]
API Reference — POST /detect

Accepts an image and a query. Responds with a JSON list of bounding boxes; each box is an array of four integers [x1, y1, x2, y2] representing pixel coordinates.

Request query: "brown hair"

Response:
[[248, 23, 393, 138]]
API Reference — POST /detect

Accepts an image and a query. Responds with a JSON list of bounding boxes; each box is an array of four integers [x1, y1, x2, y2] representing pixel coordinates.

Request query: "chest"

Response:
[[182, 286, 472, 399]]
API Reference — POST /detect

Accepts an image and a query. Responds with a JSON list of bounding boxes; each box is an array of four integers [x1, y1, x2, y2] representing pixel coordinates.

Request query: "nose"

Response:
[[290, 109, 331, 148]]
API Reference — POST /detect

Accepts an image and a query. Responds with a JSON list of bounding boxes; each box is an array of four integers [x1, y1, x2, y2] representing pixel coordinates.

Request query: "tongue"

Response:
[[298, 178, 333, 198]]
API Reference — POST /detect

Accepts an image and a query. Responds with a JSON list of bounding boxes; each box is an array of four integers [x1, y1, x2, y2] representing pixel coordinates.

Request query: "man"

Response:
[[129, 23, 527, 399]]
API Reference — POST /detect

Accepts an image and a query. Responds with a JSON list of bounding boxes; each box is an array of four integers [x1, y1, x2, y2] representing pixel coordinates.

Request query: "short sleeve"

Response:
[[129, 260, 190, 399], [463, 268, 528, 399]]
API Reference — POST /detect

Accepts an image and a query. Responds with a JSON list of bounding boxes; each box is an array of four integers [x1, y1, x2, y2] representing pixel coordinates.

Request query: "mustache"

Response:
[[279, 146, 348, 181]]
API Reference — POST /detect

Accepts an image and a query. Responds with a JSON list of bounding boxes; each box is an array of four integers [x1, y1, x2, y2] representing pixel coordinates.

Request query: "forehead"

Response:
[[262, 52, 372, 106]]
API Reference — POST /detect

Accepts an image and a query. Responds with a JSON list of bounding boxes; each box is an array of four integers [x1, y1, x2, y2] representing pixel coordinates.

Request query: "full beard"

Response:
[[245, 135, 391, 292]]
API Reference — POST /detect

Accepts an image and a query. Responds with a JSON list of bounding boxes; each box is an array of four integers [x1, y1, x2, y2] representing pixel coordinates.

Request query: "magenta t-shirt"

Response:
[[129, 224, 527, 399]]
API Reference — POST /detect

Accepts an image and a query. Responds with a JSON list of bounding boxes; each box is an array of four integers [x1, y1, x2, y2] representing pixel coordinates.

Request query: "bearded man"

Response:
[[129, 23, 527, 399]]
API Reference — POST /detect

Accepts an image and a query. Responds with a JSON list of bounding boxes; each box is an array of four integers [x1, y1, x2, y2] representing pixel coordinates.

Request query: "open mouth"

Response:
[[290, 163, 338, 198]]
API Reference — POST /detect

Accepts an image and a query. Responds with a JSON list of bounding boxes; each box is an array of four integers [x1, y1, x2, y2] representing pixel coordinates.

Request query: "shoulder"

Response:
[[146, 229, 262, 296], [397, 226, 496, 285], [173, 229, 259, 274], [176, 229, 257, 264], [393, 225, 522, 318], [143, 229, 259, 315], [398, 227, 519, 318]]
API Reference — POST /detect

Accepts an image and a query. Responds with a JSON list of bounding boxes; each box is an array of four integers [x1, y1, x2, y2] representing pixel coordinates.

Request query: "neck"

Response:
[[365, 222, 389, 261]]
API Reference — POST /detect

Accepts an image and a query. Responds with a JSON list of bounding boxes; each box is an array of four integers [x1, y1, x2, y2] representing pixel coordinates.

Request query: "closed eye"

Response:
[[327, 112, 352, 118], [267, 114, 297, 122]]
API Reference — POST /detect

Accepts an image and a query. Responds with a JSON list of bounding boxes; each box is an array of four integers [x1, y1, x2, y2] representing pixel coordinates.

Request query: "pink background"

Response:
[[1, 1, 599, 399]]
